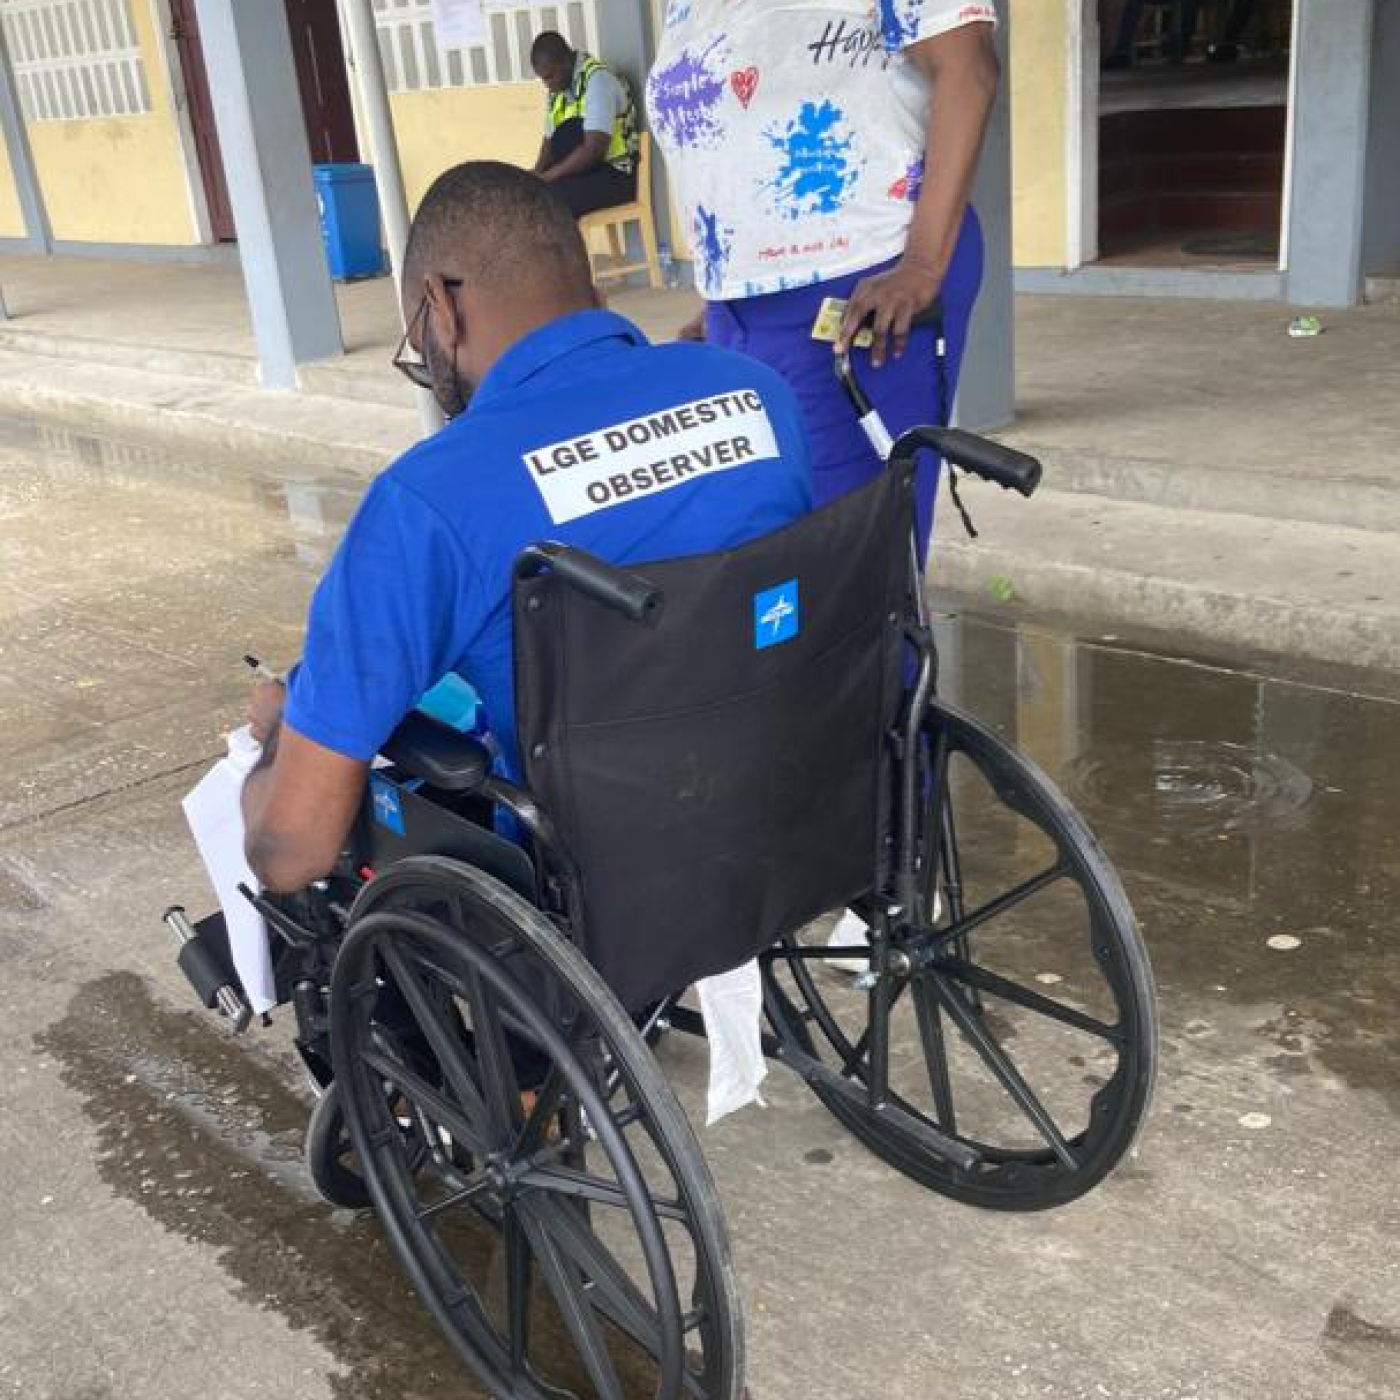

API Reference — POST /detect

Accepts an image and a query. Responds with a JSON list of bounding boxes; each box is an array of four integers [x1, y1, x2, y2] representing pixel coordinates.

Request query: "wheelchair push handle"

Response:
[[893, 426, 1042, 498], [517, 543, 665, 625], [832, 311, 1043, 498]]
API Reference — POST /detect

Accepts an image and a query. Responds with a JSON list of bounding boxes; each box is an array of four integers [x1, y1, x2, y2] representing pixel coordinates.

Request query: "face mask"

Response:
[[424, 310, 474, 420]]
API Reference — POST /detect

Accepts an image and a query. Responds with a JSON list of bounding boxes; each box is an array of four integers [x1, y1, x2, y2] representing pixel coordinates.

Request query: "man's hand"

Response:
[[836, 256, 943, 368], [248, 678, 285, 747], [677, 310, 706, 342], [242, 724, 368, 893], [538, 129, 611, 184]]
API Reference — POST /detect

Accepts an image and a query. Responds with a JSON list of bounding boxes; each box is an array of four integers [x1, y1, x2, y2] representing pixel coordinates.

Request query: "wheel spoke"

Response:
[[527, 1193, 681, 1381], [838, 973, 912, 1079], [504, 1207, 532, 1373], [461, 962, 526, 1143], [362, 1047, 493, 1160], [378, 940, 495, 1138], [910, 978, 958, 1132], [415, 1170, 495, 1224], [520, 1163, 687, 1223], [929, 862, 1069, 953], [933, 957, 1124, 1044], [928, 975, 1080, 1170], [514, 1063, 569, 1155], [517, 1203, 629, 1400]]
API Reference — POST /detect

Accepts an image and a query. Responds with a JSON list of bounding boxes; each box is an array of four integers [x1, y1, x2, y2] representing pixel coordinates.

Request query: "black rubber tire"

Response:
[[305, 1080, 373, 1210], [765, 698, 1158, 1212], [330, 856, 744, 1400]]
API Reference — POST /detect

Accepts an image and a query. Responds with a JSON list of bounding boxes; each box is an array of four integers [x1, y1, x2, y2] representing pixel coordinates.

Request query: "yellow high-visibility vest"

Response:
[[548, 54, 639, 174]]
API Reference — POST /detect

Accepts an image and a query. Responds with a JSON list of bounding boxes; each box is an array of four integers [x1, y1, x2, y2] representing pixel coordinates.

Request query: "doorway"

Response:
[[283, 0, 360, 165], [169, 0, 236, 241], [1090, 0, 1294, 270], [169, 0, 359, 243]]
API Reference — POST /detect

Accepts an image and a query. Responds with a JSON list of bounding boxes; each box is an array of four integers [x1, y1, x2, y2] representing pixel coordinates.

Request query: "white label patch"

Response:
[[522, 390, 780, 524]]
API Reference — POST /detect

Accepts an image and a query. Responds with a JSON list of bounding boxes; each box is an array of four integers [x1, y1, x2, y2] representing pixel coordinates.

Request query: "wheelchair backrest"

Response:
[[512, 465, 915, 1011]]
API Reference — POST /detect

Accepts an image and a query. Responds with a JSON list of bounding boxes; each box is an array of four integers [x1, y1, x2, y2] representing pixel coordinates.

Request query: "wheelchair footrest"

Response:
[[780, 1044, 982, 1174], [163, 906, 253, 1033]]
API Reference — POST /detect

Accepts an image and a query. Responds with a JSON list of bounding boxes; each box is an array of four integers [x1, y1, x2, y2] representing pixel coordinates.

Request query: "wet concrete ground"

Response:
[[2, 418, 1397, 1400]]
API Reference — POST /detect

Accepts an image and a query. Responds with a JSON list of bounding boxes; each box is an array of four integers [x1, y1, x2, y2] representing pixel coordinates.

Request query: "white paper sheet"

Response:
[[696, 959, 767, 1126], [181, 726, 276, 1015], [430, 0, 486, 48]]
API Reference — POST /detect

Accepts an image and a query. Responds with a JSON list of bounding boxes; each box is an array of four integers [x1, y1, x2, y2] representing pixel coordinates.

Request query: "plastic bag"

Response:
[[696, 958, 768, 1126]]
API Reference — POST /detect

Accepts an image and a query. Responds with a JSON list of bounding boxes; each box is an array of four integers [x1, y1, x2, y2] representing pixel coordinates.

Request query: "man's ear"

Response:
[[424, 275, 462, 355]]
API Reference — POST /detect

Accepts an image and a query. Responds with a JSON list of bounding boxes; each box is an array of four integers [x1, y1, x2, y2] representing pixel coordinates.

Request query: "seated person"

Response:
[[242, 161, 812, 894], [530, 30, 639, 218]]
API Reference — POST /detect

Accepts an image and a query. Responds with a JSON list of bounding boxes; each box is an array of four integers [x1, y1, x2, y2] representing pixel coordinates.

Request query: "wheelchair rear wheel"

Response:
[[330, 856, 743, 1400], [764, 698, 1157, 1211]]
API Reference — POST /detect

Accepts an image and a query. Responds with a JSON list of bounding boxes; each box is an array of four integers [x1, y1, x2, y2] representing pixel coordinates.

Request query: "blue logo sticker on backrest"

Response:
[[754, 579, 800, 649], [369, 774, 406, 835]]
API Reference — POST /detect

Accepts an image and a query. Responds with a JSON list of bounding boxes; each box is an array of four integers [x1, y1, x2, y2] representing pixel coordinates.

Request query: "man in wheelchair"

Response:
[[240, 161, 811, 895]]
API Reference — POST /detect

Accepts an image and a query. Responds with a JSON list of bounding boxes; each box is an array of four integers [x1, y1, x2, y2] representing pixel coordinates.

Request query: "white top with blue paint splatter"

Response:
[[647, 0, 997, 302]]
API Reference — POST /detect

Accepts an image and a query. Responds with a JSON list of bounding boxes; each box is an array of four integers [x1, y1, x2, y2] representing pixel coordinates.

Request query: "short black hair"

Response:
[[530, 30, 572, 67], [404, 160, 593, 305]]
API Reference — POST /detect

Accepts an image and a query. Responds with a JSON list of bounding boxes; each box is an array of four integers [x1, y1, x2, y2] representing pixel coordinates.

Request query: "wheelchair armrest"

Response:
[[381, 711, 492, 793]]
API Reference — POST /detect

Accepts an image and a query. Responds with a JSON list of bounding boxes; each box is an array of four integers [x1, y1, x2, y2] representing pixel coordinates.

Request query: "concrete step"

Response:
[[930, 483, 1400, 672], [0, 323, 259, 386], [988, 437, 1400, 536], [0, 322, 415, 411], [0, 348, 417, 474]]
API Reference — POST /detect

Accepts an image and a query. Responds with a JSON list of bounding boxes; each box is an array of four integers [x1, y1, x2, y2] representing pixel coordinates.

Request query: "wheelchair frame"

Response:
[[166, 357, 1158, 1400]]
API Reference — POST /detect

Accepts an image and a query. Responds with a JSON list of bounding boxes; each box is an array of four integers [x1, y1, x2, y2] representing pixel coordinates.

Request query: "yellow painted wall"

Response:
[[1009, 0, 1069, 268], [0, 133, 24, 238], [388, 82, 543, 210], [24, 0, 197, 245]]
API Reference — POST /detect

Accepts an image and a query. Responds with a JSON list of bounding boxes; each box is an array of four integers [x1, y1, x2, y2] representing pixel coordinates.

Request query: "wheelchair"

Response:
[[165, 368, 1157, 1400]]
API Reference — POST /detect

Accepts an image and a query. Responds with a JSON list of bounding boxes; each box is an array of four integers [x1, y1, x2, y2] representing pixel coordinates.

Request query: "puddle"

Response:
[[937, 614, 1400, 1106], [1068, 738, 1314, 835], [36, 971, 641, 1400]]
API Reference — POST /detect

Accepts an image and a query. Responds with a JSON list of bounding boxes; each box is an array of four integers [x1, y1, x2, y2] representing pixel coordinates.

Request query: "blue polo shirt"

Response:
[[284, 310, 813, 772]]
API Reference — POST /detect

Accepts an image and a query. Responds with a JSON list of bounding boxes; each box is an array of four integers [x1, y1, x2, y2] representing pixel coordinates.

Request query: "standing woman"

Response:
[[647, 0, 999, 561]]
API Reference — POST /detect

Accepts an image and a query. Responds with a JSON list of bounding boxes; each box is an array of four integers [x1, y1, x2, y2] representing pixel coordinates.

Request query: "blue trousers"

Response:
[[705, 207, 984, 563]]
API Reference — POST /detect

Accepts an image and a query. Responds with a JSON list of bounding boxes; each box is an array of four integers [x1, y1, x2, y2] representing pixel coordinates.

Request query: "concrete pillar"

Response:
[[596, 0, 678, 265], [1361, 0, 1400, 281], [595, 0, 655, 83], [194, 0, 342, 388], [0, 19, 52, 255], [956, 11, 1015, 431], [1284, 0, 1376, 307]]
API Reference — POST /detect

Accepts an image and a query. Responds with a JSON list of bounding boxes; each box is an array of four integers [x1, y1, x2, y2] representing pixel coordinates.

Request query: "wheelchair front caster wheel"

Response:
[[305, 1081, 373, 1210]]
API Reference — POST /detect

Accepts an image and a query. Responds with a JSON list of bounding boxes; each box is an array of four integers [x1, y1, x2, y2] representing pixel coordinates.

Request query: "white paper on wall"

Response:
[[430, 0, 487, 49]]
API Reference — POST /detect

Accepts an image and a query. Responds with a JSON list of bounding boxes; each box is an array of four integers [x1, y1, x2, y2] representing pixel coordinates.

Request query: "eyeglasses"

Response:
[[392, 278, 463, 390]]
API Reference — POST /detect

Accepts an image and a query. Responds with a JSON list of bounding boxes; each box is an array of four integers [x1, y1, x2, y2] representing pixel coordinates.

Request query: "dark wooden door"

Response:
[[284, 0, 360, 164], [168, 0, 236, 241]]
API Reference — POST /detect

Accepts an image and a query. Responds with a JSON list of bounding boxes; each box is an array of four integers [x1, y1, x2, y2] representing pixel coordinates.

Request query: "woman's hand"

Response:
[[836, 256, 943, 368], [677, 309, 706, 342]]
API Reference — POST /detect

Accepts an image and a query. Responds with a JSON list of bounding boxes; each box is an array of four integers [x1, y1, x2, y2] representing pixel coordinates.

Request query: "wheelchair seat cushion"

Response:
[[513, 466, 913, 1010]]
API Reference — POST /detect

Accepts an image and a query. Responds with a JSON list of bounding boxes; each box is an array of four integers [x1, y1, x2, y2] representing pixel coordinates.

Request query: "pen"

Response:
[[242, 653, 284, 684]]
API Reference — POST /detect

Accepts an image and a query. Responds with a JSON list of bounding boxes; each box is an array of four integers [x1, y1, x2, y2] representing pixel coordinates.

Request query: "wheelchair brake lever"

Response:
[[834, 351, 895, 461]]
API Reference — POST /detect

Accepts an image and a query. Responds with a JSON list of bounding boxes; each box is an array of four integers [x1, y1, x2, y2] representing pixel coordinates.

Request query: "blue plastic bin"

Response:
[[313, 163, 387, 281]]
